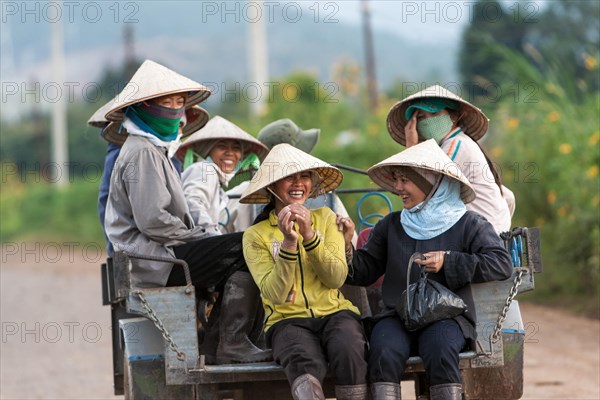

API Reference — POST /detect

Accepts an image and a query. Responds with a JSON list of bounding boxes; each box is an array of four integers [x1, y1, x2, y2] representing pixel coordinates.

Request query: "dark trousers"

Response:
[[268, 310, 368, 386], [167, 233, 247, 297], [369, 315, 466, 385]]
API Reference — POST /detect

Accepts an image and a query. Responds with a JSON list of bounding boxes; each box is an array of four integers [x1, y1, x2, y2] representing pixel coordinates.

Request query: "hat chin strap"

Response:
[[413, 174, 443, 212], [267, 187, 289, 207], [453, 111, 466, 130]]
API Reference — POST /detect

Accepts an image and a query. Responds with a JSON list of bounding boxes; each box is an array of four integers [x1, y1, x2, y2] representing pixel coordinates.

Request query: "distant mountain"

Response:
[[2, 2, 458, 111]]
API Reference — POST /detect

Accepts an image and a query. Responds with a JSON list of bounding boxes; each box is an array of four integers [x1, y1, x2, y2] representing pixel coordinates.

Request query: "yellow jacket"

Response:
[[243, 207, 359, 331]]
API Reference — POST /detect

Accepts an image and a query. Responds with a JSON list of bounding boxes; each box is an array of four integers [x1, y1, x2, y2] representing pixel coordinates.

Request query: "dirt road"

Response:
[[1, 247, 598, 399]]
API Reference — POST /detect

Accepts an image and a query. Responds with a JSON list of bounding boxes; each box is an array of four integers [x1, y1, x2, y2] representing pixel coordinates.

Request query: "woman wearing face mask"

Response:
[[104, 60, 272, 364], [387, 85, 514, 234], [178, 116, 269, 235]]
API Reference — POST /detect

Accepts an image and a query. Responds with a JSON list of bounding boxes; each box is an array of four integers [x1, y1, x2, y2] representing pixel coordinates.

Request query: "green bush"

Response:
[[486, 51, 600, 316], [1, 169, 105, 246]]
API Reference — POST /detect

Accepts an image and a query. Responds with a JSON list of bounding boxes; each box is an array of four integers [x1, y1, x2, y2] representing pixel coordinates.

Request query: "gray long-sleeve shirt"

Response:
[[105, 135, 210, 287]]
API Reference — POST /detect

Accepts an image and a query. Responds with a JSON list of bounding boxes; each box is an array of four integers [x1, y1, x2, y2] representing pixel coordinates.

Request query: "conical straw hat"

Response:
[[101, 106, 209, 146], [105, 59, 211, 122], [239, 143, 343, 204], [368, 139, 476, 203], [87, 97, 116, 128], [387, 85, 489, 145], [177, 115, 269, 161]]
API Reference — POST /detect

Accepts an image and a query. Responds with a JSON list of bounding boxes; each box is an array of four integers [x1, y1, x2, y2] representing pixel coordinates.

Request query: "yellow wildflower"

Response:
[[545, 83, 557, 93], [506, 118, 520, 130], [589, 132, 600, 146], [283, 85, 298, 101], [547, 111, 560, 123], [547, 190, 557, 204], [534, 217, 545, 227], [491, 146, 503, 158], [557, 206, 567, 217], [559, 143, 572, 154], [588, 165, 599, 178], [584, 53, 598, 71], [368, 123, 379, 136]]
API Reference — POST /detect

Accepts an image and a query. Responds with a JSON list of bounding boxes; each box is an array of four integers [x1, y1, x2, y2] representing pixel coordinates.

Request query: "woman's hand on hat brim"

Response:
[[405, 113, 419, 148]]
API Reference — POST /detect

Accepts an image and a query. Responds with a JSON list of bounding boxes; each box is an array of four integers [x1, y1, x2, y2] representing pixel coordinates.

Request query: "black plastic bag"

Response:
[[396, 253, 467, 331]]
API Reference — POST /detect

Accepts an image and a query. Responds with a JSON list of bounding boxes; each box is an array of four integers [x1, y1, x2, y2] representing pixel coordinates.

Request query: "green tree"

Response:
[[459, 0, 600, 103], [486, 48, 599, 316]]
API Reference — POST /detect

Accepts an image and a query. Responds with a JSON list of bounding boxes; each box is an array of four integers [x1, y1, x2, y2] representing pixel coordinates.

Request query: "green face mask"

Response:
[[416, 114, 453, 144]]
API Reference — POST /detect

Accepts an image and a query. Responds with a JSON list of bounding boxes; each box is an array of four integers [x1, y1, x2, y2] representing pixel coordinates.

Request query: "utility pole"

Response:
[[361, 0, 378, 113], [248, 0, 269, 117], [50, 2, 68, 187], [123, 25, 137, 80]]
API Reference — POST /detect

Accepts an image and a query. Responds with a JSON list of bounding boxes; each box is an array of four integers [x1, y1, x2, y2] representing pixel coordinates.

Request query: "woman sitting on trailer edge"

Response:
[[337, 139, 513, 399], [240, 144, 368, 400]]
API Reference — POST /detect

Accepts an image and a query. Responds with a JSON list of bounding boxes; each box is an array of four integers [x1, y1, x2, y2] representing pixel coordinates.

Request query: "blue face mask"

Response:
[[417, 114, 453, 144]]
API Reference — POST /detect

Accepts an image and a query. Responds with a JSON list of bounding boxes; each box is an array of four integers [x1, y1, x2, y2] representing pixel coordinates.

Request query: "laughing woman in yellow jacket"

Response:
[[240, 144, 368, 400]]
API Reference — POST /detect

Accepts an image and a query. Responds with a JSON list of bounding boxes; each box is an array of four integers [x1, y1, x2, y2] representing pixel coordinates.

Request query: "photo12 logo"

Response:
[[399, 2, 540, 24], [199, 1, 340, 24], [2, 321, 105, 344], [1, 1, 140, 24]]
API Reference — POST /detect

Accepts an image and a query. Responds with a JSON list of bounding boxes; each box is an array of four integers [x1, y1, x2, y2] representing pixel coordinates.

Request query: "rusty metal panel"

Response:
[[526, 227, 543, 273], [191, 362, 287, 384], [462, 332, 524, 399], [127, 286, 200, 384], [112, 252, 132, 301], [470, 277, 514, 367], [124, 358, 195, 399], [195, 376, 335, 400]]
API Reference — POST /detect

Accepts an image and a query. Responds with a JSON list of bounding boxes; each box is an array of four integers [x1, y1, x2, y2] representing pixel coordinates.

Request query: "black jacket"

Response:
[[347, 211, 513, 340]]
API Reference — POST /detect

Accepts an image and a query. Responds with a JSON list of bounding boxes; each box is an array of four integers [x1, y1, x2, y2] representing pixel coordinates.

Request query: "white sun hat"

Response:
[[87, 97, 116, 128], [177, 115, 269, 161], [386, 84, 489, 146], [368, 139, 476, 203], [239, 143, 343, 204], [104, 59, 211, 122]]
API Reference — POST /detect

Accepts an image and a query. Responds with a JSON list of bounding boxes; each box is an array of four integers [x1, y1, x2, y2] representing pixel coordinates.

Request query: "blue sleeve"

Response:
[[98, 143, 121, 256], [171, 157, 183, 176]]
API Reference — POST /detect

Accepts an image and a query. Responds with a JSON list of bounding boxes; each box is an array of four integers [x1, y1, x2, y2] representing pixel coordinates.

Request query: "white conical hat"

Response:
[[101, 106, 209, 146], [177, 115, 269, 161], [386, 85, 489, 145], [104, 59, 211, 122], [87, 97, 116, 128], [368, 139, 476, 203], [239, 143, 343, 204]]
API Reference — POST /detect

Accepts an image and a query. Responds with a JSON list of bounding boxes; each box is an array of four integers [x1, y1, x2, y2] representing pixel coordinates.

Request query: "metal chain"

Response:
[[134, 291, 186, 362], [490, 269, 524, 344]]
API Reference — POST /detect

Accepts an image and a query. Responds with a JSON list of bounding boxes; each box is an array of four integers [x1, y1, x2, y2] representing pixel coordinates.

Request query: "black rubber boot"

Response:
[[215, 271, 272, 364], [248, 296, 269, 350], [291, 374, 325, 400], [199, 307, 220, 364], [335, 384, 368, 400], [429, 383, 462, 400], [370, 382, 401, 399]]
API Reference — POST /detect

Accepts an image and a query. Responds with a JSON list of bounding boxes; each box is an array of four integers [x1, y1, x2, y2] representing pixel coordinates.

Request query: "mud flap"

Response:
[[462, 331, 524, 399], [120, 318, 195, 399]]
